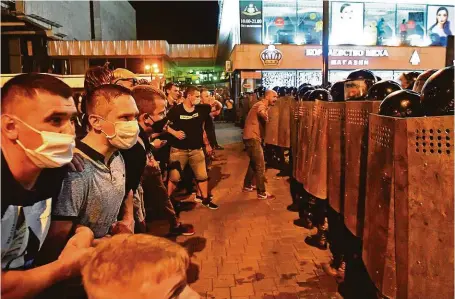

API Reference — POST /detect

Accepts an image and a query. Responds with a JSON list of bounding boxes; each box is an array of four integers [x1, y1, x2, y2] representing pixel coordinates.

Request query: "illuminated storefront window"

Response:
[[263, 0, 297, 44], [396, 4, 426, 46], [297, 70, 322, 86], [262, 70, 297, 88], [364, 3, 396, 46], [426, 5, 454, 46], [296, 0, 323, 45]]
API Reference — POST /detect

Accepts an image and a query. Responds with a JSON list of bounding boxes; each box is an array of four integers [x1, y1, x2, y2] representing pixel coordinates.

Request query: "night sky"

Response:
[[130, 1, 220, 44]]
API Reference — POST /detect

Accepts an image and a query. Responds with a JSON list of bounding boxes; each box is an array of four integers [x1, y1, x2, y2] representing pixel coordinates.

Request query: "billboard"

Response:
[[240, 1, 263, 44]]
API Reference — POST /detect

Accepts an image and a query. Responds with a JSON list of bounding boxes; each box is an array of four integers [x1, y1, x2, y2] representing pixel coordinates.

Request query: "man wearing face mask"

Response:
[[167, 86, 219, 210], [1, 74, 95, 299], [121, 85, 194, 235], [46, 84, 139, 250]]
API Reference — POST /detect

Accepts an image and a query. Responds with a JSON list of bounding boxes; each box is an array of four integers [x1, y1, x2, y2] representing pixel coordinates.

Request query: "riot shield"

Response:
[[363, 114, 454, 299], [278, 96, 292, 148], [327, 102, 346, 213], [303, 100, 329, 199], [264, 98, 281, 146], [344, 101, 380, 237], [296, 101, 314, 184], [290, 100, 299, 178]]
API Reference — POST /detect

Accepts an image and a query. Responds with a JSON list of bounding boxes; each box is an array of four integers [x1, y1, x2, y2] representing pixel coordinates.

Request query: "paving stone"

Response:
[[214, 275, 236, 288], [191, 278, 213, 292], [253, 278, 277, 292], [231, 283, 255, 297], [219, 262, 239, 275], [207, 287, 231, 299]]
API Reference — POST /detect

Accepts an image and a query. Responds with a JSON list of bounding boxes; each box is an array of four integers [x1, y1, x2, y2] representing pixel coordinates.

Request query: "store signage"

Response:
[[225, 60, 232, 72], [410, 50, 421, 66], [260, 45, 283, 66], [243, 83, 252, 89], [274, 17, 284, 27], [305, 48, 390, 67], [239, 0, 262, 44]]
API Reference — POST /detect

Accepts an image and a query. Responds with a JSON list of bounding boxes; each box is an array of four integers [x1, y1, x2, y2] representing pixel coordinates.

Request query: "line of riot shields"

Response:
[[263, 67, 454, 299]]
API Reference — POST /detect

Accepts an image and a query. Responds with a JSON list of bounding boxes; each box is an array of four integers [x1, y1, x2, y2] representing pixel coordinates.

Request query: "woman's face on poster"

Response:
[[437, 9, 448, 25], [341, 6, 354, 20]]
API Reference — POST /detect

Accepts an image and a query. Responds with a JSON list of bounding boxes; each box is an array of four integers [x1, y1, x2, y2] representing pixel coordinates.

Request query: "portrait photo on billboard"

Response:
[[427, 5, 454, 46], [331, 2, 364, 45]]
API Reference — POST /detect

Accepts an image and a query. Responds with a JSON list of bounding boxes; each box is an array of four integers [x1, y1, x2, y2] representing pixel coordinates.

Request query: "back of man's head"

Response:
[[82, 234, 191, 299], [84, 66, 113, 94], [1, 73, 72, 114], [86, 84, 132, 118], [131, 85, 166, 115], [164, 82, 176, 94]]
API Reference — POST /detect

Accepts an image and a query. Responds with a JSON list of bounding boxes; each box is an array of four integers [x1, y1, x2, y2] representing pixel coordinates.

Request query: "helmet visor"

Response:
[[344, 79, 373, 101]]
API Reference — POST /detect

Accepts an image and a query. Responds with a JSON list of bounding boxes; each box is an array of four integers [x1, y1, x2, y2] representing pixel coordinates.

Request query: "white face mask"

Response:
[[14, 117, 75, 168], [98, 118, 139, 150]]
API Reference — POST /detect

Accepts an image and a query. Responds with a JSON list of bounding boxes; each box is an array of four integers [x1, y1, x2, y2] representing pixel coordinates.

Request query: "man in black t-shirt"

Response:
[[167, 86, 219, 210], [121, 85, 194, 235]]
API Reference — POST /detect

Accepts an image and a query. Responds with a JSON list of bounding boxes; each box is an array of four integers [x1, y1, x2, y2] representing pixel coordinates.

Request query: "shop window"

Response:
[[373, 71, 395, 81], [364, 3, 396, 46], [262, 70, 297, 88], [328, 71, 350, 84], [297, 70, 321, 86], [51, 59, 70, 75], [426, 5, 454, 46], [89, 58, 108, 68], [297, 0, 323, 45], [396, 4, 426, 46], [106, 58, 126, 70], [263, 0, 298, 44], [330, 2, 365, 45]]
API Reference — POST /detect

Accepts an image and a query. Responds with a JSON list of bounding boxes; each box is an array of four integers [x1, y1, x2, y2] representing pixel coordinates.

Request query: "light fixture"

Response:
[[196, 80, 200, 84], [145, 64, 151, 71], [196, 71, 200, 75], [213, 76, 218, 80], [152, 63, 158, 68]]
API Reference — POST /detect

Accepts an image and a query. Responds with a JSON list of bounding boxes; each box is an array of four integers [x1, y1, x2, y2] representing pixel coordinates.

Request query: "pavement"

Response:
[[147, 123, 342, 299]]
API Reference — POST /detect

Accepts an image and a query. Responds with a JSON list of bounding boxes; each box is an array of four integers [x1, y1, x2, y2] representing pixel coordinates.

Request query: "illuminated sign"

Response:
[[305, 48, 389, 67], [260, 45, 283, 66], [410, 50, 421, 65], [305, 48, 389, 57], [240, 1, 262, 43]]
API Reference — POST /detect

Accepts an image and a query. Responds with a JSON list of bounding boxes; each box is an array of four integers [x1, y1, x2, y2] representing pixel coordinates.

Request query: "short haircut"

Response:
[[131, 85, 166, 114], [112, 68, 135, 80], [265, 89, 277, 97], [1, 73, 73, 113], [86, 84, 132, 117], [82, 234, 189, 298], [84, 66, 113, 95], [200, 88, 209, 94], [184, 86, 199, 98], [164, 82, 176, 93]]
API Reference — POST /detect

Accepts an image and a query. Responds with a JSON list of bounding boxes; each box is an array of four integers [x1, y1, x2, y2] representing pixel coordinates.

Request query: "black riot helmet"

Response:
[[290, 87, 297, 97], [379, 90, 423, 117], [255, 86, 266, 98], [302, 90, 314, 101], [309, 89, 332, 102], [365, 80, 402, 102], [420, 66, 454, 116], [345, 69, 377, 101], [399, 71, 421, 90], [272, 86, 280, 92], [298, 86, 315, 101], [278, 86, 287, 97], [413, 69, 438, 94], [330, 81, 346, 102], [298, 83, 311, 92]]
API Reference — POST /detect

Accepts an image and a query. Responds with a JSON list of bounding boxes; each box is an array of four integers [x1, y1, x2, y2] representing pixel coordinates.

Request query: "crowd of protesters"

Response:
[[0, 64, 227, 299]]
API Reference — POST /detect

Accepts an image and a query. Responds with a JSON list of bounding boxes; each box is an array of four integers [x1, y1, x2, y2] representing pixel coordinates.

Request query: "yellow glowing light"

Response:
[[152, 63, 158, 68], [145, 65, 151, 71]]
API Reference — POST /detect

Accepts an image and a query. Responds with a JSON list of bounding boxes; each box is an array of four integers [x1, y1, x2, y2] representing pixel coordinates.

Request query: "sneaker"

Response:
[[195, 194, 213, 202], [169, 223, 195, 236], [242, 186, 255, 192], [257, 192, 276, 200], [202, 201, 219, 210]]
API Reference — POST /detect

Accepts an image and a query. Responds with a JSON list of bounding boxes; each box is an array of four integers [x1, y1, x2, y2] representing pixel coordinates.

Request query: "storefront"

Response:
[[229, 0, 453, 92]]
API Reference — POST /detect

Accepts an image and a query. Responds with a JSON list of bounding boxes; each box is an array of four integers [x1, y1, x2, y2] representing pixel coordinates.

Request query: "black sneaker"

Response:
[[169, 223, 195, 236], [202, 201, 219, 210], [195, 194, 213, 202]]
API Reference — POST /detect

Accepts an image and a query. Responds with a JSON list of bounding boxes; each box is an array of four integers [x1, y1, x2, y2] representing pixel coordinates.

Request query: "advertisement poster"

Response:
[[330, 2, 364, 45], [240, 0, 263, 44], [427, 5, 454, 46]]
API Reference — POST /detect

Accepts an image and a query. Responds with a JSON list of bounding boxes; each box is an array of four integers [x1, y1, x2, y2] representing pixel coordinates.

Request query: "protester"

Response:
[[242, 89, 277, 200], [122, 85, 194, 235], [166, 86, 219, 210], [48, 84, 139, 251], [1, 73, 94, 299], [164, 82, 180, 110], [82, 234, 200, 299], [200, 88, 224, 150]]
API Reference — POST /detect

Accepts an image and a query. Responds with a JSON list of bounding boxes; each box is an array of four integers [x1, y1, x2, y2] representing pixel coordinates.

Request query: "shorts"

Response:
[[168, 147, 208, 182]]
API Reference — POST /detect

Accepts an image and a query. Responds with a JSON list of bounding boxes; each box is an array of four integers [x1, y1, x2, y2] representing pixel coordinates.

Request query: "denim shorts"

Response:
[[168, 147, 208, 182]]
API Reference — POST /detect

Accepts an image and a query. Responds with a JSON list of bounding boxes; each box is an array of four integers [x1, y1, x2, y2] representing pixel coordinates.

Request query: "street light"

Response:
[[152, 63, 158, 68], [145, 64, 151, 71]]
